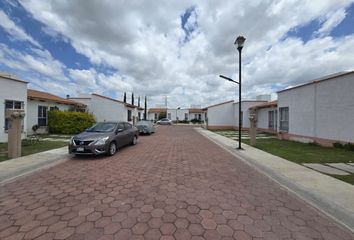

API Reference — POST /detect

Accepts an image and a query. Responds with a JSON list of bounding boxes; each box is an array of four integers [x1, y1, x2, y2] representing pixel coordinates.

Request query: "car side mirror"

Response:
[[116, 128, 124, 134]]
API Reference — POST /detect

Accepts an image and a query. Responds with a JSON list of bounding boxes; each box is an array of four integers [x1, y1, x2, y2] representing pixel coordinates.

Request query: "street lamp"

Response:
[[219, 35, 246, 150]]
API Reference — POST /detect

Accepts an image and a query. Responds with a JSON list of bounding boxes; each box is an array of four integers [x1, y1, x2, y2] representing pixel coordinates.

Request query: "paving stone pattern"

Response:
[[0, 126, 353, 240]]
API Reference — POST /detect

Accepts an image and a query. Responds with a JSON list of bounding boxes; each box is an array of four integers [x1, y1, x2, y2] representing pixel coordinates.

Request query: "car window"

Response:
[[124, 122, 132, 129], [87, 122, 117, 132], [117, 123, 124, 130]]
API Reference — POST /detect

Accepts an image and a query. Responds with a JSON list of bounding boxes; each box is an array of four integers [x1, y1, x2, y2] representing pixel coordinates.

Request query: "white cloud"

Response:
[[0, 10, 41, 47], [6, 0, 354, 108], [315, 8, 347, 37]]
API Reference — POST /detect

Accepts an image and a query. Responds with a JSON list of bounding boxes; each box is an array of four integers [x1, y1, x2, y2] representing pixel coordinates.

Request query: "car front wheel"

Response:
[[108, 142, 117, 156]]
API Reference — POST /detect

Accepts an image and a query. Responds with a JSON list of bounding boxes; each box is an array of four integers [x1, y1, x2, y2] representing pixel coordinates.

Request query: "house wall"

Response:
[[278, 73, 354, 144], [26, 100, 71, 134], [255, 107, 277, 133], [233, 101, 267, 128], [88, 95, 126, 122], [207, 102, 234, 129], [167, 109, 189, 121], [0, 77, 27, 142], [189, 112, 205, 121]]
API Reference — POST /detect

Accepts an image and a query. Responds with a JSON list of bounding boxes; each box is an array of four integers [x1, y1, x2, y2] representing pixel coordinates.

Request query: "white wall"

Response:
[[207, 102, 234, 127], [27, 100, 71, 134], [88, 95, 126, 122], [0, 78, 27, 142], [233, 101, 267, 128], [278, 84, 315, 136], [189, 112, 205, 121], [167, 109, 189, 121], [278, 73, 354, 142], [256, 107, 277, 130]]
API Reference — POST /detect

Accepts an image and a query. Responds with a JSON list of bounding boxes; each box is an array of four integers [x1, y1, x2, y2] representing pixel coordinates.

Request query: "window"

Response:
[[184, 113, 188, 120], [168, 113, 171, 119], [268, 111, 275, 129], [124, 122, 132, 129], [38, 106, 48, 126], [138, 112, 141, 120], [50, 106, 59, 111], [127, 110, 132, 121], [154, 113, 158, 120], [279, 107, 289, 131], [198, 114, 201, 120], [4, 100, 24, 130]]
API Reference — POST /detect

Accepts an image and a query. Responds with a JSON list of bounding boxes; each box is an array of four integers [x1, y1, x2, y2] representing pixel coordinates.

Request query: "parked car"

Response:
[[69, 121, 138, 156], [136, 120, 155, 134], [156, 118, 172, 125]]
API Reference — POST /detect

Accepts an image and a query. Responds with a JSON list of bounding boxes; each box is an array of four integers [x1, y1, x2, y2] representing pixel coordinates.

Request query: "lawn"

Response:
[[0, 140, 68, 162], [241, 138, 354, 164], [214, 130, 354, 185]]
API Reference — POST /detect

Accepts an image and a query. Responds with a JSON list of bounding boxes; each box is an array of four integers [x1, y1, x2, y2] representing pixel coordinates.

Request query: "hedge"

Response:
[[48, 110, 96, 134]]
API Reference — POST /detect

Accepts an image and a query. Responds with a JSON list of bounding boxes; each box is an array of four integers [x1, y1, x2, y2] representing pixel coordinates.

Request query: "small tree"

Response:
[[123, 92, 127, 103]]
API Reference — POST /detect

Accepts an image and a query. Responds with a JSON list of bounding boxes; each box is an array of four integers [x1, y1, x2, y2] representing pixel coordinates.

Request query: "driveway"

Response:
[[0, 126, 353, 240]]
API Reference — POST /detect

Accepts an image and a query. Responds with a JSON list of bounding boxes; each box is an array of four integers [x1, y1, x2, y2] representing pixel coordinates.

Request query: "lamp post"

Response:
[[219, 35, 246, 150]]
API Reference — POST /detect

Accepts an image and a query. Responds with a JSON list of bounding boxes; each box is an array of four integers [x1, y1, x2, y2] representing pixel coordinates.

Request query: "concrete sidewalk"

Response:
[[196, 128, 354, 233], [0, 147, 70, 185]]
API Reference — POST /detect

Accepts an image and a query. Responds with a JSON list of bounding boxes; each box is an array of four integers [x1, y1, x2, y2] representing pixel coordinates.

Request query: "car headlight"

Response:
[[70, 137, 75, 145], [92, 136, 109, 145]]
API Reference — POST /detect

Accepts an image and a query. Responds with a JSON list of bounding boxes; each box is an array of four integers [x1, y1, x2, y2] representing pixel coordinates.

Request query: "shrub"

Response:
[[343, 142, 354, 152], [333, 142, 344, 149], [190, 118, 203, 124], [48, 110, 96, 134]]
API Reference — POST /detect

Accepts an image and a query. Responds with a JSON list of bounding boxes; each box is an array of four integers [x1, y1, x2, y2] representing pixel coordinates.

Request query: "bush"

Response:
[[190, 118, 203, 124], [343, 142, 354, 152], [333, 142, 344, 149], [48, 110, 96, 134]]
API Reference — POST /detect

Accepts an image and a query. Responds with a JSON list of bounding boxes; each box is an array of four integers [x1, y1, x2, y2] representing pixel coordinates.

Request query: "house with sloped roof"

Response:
[[70, 93, 144, 125], [27, 89, 86, 134], [0, 73, 28, 142]]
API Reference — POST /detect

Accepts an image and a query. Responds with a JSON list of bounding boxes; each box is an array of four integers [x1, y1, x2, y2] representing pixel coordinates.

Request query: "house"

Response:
[[27, 89, 86, 134], [148, 108, 167, 121], [205, 99, 267, 130], [248, 100, 278, 133], [276, 71, 354, 146], [70, 93, 143, 124], [167, 108, 189, 121], [0, 74, 28, 142], [188, 108, 205, 121]]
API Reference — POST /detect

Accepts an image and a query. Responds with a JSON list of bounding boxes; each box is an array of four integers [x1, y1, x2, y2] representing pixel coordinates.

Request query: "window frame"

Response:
[[279, 107, 289, 132], [38, 105, 48, 127]]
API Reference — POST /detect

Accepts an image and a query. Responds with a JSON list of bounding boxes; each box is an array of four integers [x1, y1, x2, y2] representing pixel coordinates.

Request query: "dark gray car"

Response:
[[136, 120, 155, 135], [68, 121, 138, 156]]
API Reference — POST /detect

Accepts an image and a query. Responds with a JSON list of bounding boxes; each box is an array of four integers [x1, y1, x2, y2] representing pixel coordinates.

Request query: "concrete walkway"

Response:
[[0, 147, 70, 184], [196, 128, 354, 233]]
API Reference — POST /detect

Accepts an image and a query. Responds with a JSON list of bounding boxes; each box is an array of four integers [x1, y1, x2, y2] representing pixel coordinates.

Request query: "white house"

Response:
[[249, 101, 278, 133], [277, 71, 354, 146], [233, 101, 268, 129], [71, 93, 144, 124], [0, 74, 28, 142], [165, 108, 205, 122], [205, 100, 235, 129], [27, 89, 86, 134], [148, 108, 167, 121], [205, 99, 267, 130]]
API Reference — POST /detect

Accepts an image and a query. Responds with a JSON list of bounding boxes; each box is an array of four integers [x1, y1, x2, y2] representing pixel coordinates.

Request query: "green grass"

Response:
[[214, 131, 354, 185], [241, 138, 354, 164], [0, 140, 68, 162]]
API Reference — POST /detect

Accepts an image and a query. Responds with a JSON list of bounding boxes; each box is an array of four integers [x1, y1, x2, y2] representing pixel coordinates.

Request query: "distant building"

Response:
[[149, 108, 206, 121]]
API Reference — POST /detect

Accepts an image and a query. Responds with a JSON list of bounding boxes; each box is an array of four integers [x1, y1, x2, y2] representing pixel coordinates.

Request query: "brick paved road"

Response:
[[0, 126, 353, 240]]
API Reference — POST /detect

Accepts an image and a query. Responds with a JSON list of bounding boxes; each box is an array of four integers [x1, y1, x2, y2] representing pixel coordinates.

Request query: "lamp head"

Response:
[[235, 36, 246, 50]]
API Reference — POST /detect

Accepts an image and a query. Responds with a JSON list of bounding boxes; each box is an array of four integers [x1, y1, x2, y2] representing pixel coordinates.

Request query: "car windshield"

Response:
[[86, 122, 117, 132]]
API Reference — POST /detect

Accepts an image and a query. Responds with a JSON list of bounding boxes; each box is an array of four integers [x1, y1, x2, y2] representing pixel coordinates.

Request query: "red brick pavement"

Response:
[[0, 126, 353, 239]]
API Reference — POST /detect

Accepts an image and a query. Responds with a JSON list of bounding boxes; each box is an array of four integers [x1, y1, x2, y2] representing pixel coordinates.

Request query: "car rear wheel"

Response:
[[132, 136, 138, 145], [108, 142, 117, 156]]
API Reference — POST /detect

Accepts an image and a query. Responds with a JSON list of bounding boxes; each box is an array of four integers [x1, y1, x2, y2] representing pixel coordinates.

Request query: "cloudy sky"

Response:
[[0, 0, 354, 108]]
